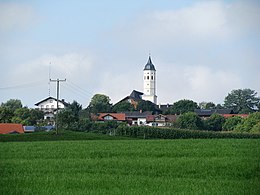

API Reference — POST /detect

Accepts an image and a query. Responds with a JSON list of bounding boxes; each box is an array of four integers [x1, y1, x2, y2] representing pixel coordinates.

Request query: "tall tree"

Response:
[[0, 107, 13, 123], [87, 94, 112, 114], [176, 112, 204, 130], [224, 89, 260, 114], [68, 101, 82, 119], [168, 99, 199, 115], [1, 99, 22, 111]]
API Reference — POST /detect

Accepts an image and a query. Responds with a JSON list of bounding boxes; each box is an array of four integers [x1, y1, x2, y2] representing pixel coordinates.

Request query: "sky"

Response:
[[0, 0, 260, 108]]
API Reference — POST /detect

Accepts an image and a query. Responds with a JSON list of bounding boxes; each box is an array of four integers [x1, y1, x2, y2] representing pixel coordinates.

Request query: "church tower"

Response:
[[142, 55, 157, 104]]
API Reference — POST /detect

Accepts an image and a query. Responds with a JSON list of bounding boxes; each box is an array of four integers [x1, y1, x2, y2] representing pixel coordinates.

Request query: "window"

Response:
[[144, 76, 146, 80], [104, 115, 113, 120], [151, 76, 153, 80], [147, 76, 149, 80], [50, 100, 53, 103], [46, 105, 49, 110], [51, 105, 54, 109]]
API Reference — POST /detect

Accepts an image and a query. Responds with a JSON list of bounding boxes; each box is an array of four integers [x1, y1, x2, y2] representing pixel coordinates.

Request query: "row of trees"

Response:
[[86, 89, 260, 115], [175, 112, 260, 133], [0, 99, 44, 125]]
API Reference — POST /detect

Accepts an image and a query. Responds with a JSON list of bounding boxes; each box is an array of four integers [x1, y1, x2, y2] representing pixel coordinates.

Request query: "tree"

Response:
[[0, 107, 13, 123], [222, 116, 243, 131], [58, 109, 77, 129], [199, 102, 216, 109], [167, 99, 199, 115], [1, 99, 22, 111], [236, 112, 260, 132], [67, 101, 82, 119], [176, 112, 204, 130], [112, 101, 135, 112], [87, 94, 112, 114], [224, 89, 260, 114], [204, 114, 226, 131], [137, 100, 157, 112], [11, 107, 44, 125]]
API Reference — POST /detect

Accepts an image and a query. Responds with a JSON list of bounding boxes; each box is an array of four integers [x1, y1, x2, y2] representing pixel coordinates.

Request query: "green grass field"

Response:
[[1, 137, 260, 194]]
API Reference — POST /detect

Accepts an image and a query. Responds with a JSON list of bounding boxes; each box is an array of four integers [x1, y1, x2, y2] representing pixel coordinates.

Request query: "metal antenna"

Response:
[[48, 62, 51, 97]]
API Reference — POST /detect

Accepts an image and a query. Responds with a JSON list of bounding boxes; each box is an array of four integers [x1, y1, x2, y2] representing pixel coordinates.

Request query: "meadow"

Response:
[[1, 136, 259, 194]]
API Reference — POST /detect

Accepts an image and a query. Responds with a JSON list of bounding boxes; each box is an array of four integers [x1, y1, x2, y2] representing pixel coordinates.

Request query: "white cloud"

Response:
[[0, 3, 36, 32]]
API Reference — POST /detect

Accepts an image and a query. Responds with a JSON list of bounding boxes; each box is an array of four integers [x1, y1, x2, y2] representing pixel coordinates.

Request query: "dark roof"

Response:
[[35, 97, 69, 106], [144, 56, 156, 71], [195, 109, 233, 117], [129, 90, 143, 100], [157, 104, 173, 112]]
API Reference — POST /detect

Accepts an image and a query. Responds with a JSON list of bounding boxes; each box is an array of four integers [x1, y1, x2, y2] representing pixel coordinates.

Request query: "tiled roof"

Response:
[[195, 109, 233, 116], [222, 114, 249, 118], [0, 123, 24, 134], [97, 113, 126, 121]]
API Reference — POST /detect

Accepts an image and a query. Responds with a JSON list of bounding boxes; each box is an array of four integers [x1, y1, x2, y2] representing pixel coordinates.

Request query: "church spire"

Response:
[[144, 55, 156, 71]]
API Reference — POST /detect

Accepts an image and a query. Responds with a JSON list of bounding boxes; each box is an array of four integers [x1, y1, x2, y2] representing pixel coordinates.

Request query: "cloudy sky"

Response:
[[0, 0, 259, 107]]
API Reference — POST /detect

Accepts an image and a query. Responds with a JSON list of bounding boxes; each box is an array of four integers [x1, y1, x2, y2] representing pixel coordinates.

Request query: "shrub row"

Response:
[[91, 125, 260, 139]]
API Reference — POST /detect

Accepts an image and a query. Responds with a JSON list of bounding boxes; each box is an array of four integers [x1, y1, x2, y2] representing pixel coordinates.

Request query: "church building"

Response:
[[142, 56, 157, 104]]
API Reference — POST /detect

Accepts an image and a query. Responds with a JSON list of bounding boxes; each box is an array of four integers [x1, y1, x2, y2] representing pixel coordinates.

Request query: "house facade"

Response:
[[35, 97, 68, 123]]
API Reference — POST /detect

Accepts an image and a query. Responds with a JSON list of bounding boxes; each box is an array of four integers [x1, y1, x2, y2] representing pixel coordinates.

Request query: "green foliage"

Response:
[[224, 89, 260, 114], [166, 99, 199, 115], [136, 100, 157, 112], [0, 107, 13, 123], [204, 114, 226, 131], [223, 116, 244, 131], [176, 112, 204, 130], [205, 102, 216, 109], [251, 122, 260, 133], [87, 94, 112, 114], [1, 99, 22, 111], [112, 101, 135, 112], [236, 112, 260, 132], [1, 139, 259, 194], [115, 126, 260, 139]]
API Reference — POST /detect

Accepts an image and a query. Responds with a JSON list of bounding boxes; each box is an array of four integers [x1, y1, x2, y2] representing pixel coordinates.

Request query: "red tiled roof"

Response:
[[222, 114, 249, 118], [97, 113, 126, 121], [0, 123, 24, 134]]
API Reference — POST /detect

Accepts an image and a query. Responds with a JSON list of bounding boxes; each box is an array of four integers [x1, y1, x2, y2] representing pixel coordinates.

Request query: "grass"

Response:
[[1, 138, 260, 194], [0, 130, 135, 142]]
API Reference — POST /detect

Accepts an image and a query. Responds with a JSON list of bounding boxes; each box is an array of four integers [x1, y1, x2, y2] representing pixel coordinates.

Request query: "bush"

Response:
[[204, 114, 226, 131], [176, 112, 204, 130], [222, 116, 243, 131]]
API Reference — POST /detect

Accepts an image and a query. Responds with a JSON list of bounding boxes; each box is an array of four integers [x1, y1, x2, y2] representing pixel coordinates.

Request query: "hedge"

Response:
[[97, 126, 260, 139]]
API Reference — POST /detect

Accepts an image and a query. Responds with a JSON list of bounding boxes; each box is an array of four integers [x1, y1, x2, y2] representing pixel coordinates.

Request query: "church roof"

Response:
[[144, 56, 156, 71]]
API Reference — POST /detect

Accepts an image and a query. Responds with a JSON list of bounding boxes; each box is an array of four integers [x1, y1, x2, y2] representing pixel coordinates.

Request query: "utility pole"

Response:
[[50, 78, 66, 135]]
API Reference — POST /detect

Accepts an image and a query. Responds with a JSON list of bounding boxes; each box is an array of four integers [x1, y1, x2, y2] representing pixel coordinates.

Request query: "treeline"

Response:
[[0, 99, 44, 125], [173, 112, 260, 133]]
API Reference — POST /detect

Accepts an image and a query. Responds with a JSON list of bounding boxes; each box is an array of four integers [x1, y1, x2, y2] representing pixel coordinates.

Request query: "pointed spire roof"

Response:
[[144, 56, 156, 71]]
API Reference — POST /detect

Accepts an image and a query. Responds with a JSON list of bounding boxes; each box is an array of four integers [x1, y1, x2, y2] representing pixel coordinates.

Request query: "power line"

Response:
[[0, 80, 46, 90]]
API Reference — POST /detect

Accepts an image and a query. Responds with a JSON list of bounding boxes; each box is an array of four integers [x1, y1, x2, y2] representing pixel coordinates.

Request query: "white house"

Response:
[[35, 97, 68, 122]]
